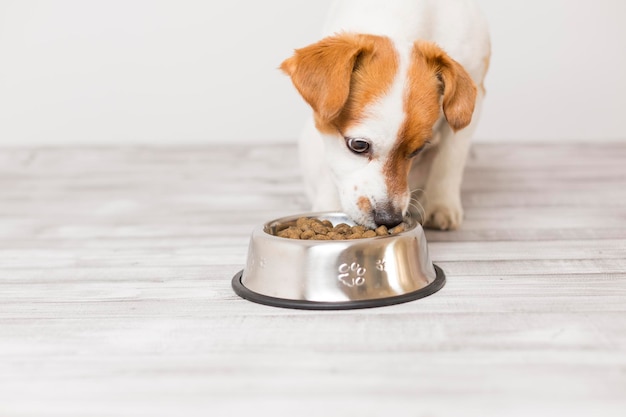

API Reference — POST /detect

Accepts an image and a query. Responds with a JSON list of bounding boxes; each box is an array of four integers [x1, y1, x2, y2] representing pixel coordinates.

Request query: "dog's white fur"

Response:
[[288, 0, 490, 230]]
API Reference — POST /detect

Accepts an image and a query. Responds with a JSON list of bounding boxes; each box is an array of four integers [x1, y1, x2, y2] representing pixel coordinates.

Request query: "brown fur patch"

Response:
[[281, 34, 398, 135], [416, 41, 477, 132], [383, 42, 443, 202], [357, 196, 372, 214], [383, 41, 478, 203], [382, 154, 413, 205]]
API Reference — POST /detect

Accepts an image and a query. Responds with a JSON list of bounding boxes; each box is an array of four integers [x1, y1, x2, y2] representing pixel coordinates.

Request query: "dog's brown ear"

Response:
[[416, 42, 477, 132], [280, 34, 370, 123]]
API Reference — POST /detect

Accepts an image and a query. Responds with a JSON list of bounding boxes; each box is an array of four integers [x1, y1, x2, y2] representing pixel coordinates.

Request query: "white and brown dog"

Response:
[[281, 0, 490, 230]]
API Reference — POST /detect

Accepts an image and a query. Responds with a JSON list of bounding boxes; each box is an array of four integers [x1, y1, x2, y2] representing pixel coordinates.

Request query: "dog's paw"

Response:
[[423, 200, 464, 231]]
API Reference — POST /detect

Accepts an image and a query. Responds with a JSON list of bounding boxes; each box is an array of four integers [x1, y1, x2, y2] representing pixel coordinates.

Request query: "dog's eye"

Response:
[[408, 146, 425, 158], [408, 140, 431, 158], [346, 137, 371, 155]]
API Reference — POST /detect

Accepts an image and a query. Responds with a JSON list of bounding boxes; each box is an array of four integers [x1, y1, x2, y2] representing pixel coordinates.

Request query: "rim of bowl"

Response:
[[262, 211, 418, 242]]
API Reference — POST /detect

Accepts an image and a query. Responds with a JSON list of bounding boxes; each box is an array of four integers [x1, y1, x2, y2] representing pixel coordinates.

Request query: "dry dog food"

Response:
[[276, 217, 406, 240]]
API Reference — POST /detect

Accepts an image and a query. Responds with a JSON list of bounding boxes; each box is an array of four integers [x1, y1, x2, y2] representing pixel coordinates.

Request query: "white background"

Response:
[[1, 0, 625, 146]]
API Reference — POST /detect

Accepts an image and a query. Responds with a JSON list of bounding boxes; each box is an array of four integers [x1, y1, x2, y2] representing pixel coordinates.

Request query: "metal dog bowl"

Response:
[[231, 212, 445, 310]]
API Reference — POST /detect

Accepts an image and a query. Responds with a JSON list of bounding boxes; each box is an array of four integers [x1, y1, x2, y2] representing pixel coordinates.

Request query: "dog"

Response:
[[281, 0, 490, 230]]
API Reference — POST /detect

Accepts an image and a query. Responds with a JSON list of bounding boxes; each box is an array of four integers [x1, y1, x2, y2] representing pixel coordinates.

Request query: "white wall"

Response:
[[477, 0, 626, 142], [0, 0, 625, 146]]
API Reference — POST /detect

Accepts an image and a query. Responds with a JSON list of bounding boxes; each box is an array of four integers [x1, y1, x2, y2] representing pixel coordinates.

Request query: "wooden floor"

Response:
[[0, 143, 625, 416]]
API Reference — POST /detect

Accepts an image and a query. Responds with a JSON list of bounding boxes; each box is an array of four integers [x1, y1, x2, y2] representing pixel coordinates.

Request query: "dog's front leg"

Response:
[[421, 93, 483, 230], [421, 125, 471, 230]]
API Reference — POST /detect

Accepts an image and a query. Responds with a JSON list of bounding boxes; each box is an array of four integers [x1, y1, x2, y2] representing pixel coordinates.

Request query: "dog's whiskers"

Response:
[[408, 189, 426, 224], [408, 203, 425, 225]]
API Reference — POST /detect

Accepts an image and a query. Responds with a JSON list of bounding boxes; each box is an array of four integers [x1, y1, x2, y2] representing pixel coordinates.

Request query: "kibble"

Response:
[[276, 217, 408, 240]]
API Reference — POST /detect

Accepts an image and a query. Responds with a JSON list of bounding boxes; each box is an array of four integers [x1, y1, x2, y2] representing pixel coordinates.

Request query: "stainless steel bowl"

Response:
[[232, 212, 445, 309]]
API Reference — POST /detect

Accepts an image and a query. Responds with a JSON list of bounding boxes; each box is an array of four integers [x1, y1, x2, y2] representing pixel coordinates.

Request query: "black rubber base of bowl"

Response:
[[231, 265, 446, 310]]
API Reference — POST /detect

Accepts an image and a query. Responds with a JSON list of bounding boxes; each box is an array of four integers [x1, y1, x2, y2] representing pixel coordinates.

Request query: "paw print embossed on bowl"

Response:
[[231, 212, 445, 310]]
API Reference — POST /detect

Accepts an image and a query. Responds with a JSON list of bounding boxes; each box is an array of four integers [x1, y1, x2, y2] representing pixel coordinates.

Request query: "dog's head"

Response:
[[281, 33, 476, 228]]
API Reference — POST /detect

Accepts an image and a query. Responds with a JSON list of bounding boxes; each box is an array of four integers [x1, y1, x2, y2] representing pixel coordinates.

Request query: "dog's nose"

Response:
[[373, 205, 404, 228]]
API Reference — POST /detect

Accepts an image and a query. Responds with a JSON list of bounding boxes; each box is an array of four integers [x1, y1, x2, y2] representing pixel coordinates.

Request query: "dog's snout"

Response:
[[373, 204, 404, 228]]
